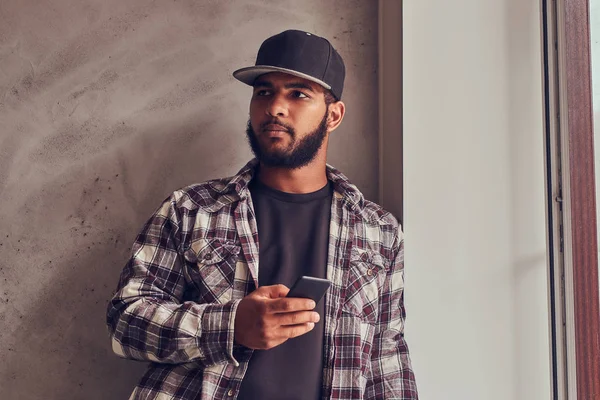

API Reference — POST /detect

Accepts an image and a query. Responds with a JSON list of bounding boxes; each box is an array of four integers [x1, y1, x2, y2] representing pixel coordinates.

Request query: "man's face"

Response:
[[245, 72, 330, 170]]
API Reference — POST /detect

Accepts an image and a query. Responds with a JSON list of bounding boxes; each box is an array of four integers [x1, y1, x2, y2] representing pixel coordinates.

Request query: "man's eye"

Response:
[[293, 91, 309, 98], [255, 89, 271, 96]]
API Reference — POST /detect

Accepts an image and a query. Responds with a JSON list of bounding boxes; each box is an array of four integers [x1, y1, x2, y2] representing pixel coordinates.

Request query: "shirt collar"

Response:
[[217, 158, 364, 211]]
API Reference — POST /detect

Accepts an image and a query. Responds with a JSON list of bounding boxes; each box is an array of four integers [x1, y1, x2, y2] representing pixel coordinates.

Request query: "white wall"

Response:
[[402, 1, 551, 399]]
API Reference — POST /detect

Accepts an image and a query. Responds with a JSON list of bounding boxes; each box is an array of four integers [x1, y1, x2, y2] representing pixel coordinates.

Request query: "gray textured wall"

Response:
[[0, 1, 378, 399]]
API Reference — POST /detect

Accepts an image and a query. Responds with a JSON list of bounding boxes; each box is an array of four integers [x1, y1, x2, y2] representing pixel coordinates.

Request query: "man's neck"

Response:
[[256, 162, 328, 194]]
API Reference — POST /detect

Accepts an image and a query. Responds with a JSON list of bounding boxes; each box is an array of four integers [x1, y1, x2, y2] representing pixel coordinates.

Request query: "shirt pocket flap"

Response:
[[350, 247, 388, 272], [185, 238, 241, 266], [343, 247, 388, 323], [183, 238, 241, 304]]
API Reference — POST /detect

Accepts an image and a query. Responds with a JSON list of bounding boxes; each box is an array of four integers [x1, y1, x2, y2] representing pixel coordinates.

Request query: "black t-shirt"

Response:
[[237, 176, 333, 400]]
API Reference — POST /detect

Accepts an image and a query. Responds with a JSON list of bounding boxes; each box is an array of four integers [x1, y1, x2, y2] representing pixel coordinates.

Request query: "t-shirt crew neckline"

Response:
[[250, 177, 333, 204]]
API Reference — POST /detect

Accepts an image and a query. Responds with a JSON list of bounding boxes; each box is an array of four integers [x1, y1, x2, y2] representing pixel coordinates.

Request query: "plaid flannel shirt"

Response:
[[106, 158, 418, 399]]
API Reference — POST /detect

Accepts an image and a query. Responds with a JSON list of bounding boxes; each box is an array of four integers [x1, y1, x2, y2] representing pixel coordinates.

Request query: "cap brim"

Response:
[[232, 65, 332, 91]]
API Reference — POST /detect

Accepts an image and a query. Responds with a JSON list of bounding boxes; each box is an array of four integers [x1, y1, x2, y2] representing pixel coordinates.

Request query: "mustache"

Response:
[[260, 119, 293, 132]]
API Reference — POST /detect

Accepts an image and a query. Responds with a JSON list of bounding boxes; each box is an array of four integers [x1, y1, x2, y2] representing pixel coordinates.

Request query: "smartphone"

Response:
[[286, 276, 331, 304]]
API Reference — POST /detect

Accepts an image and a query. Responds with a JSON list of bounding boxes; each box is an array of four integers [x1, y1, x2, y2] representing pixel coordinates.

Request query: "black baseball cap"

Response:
[[233, 29, 345, 100]]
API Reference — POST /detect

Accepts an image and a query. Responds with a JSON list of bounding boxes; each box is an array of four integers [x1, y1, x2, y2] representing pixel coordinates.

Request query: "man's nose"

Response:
[[265, 95, 288, 117]]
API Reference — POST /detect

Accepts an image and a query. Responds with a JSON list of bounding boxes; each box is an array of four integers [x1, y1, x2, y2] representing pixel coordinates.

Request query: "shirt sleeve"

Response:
[[366, 226, 419, 399], [105, 194, 243, 367]]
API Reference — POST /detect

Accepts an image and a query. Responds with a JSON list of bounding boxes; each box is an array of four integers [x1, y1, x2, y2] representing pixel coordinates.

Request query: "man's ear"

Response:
[[327, 101, 346, 132]]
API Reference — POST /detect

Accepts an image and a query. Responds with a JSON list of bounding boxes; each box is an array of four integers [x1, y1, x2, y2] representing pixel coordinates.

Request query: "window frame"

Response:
[[543, 0, 600, 398]]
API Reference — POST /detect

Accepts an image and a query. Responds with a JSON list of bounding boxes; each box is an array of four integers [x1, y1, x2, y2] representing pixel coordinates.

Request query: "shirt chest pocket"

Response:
[[342, 247, 387, 324], [183, 238, 241, 304]]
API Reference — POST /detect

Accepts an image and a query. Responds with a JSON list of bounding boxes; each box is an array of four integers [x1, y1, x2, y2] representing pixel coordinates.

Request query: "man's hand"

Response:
[[234, 284, 320, 350]]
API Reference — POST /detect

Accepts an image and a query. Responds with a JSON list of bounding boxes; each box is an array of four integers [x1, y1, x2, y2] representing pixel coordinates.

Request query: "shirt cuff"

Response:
[[199, 298, 244, 367]]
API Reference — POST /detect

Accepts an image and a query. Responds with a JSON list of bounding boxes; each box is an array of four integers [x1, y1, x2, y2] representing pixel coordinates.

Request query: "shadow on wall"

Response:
[[0, 1, 253, 397], [0, 127, 239, 399], [0, 31, 253, 393], [505, 0, 552, 398], [0, 26, 252, 394]]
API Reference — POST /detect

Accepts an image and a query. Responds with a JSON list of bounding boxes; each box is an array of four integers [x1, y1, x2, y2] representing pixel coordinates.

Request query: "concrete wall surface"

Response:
[[0, 1, 378, 398]]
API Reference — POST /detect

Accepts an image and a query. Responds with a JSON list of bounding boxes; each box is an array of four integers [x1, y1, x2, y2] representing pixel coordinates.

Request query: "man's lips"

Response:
[[263, 124, 289, 132], [262, 124, 290, 137]]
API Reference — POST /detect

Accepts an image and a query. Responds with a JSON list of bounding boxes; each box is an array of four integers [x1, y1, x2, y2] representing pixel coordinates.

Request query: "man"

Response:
[[106, 29, 418, 400]]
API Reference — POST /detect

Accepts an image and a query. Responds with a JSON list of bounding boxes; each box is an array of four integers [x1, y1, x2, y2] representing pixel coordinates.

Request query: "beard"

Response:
[[245, 109, 329, 170]]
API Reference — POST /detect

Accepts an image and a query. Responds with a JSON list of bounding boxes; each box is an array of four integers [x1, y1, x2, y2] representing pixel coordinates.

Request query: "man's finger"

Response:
[[267, 297, 316, 314], [280, 323, 316, 339], [256, 284, 290, 299], [276, 311, 320, 326]]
